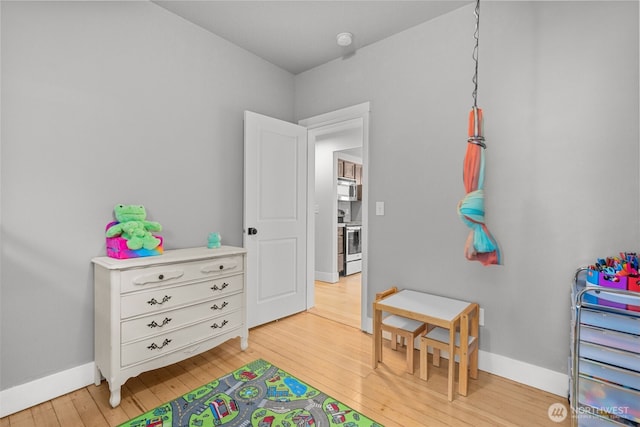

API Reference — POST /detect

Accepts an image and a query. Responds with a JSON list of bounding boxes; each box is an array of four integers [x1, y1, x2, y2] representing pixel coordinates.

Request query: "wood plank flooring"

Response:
[[1, 278, 571, 426], [308, 273, 361, 328]]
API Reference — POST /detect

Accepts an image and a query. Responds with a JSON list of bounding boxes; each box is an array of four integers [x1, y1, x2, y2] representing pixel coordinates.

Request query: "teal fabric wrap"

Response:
[[457, 189, 497, 253]]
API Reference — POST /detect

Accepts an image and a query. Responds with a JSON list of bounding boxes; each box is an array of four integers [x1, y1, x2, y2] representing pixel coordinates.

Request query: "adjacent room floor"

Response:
[[308, 273, 361, 329]]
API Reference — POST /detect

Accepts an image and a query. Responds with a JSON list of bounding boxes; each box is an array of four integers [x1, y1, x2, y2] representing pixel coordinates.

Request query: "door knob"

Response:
[[248, 227, 258, 235]]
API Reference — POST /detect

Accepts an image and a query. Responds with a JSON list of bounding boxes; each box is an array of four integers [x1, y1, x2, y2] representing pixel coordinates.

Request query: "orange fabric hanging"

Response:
[[463, 108, 484, 193], [457, 107, 501, 265]]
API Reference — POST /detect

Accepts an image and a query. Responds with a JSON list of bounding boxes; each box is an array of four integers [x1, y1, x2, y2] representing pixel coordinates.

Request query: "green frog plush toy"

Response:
[[106, 204, 162, 250]]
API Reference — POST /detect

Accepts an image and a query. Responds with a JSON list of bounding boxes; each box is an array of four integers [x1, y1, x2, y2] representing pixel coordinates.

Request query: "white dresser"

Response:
[[93, 246, 247, 407]]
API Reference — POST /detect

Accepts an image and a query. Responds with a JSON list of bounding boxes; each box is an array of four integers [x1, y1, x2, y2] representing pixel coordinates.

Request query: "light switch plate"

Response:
[[376, 201, 384, 216]]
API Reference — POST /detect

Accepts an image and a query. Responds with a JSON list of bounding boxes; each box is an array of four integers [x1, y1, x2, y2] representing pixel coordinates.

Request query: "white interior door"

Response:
[[244, 111, 308, 328]]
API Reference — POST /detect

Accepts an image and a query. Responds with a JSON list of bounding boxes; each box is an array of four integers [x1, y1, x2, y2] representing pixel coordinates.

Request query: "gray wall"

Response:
[[0, 1, 294, 389], [296, 1, 639, 373], [1, 0, 637, 393]]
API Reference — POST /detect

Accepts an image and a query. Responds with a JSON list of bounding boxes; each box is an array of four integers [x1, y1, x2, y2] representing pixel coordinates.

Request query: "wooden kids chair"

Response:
[[419, 302, 479, 400], [375, 286, 427, 373]]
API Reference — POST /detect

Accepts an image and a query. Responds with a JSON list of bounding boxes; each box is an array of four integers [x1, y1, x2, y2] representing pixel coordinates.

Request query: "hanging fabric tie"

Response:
[[457, 0, 501, 266]]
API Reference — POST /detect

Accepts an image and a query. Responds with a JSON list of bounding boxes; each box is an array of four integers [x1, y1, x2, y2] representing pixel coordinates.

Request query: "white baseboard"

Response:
[[315, 271, 338, 283], [377, 320, 568, 398], [476, 349, 568, 397], [1, 328, 569, 417], [0, 362, 96, 417]]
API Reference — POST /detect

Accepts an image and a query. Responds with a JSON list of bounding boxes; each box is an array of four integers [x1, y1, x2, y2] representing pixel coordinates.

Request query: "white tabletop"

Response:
[[377, 290, 471, 322]]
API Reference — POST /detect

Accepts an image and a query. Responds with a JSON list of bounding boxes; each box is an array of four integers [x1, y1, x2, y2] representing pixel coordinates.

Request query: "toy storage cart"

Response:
[[570, 268, 640, 426]]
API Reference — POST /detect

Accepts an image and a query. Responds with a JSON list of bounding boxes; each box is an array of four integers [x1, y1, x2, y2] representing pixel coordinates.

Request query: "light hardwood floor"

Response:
[[308, 273, 362, 328], [1, 279, 571, 426]]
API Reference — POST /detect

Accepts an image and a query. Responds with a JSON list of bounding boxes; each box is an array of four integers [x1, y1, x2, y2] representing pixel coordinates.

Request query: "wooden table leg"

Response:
[[470, 303, 479, 380], [419, 336, 428, 380], [447, 324, 456, 401], [372, 303, 382, 368], [407, 338, 415, 374], [459, 312, 469, 397]]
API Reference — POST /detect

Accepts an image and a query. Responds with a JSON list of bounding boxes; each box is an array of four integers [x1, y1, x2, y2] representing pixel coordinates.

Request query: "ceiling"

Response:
[[152, 1, 472, 75]]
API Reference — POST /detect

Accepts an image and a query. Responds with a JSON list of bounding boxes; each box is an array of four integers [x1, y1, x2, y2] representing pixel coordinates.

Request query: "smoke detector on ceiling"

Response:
[[336, 32, 353, 47]]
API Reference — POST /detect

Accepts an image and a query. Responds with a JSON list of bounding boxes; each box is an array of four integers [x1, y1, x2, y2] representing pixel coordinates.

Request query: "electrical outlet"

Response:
[[479, 308, 485, 326]]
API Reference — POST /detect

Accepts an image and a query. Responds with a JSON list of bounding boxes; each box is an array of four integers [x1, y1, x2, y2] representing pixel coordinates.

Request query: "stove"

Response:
[[345, 224, 362, 275]]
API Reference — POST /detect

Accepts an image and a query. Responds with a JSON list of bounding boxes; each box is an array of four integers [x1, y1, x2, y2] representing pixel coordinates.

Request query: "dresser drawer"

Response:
[[121, 292, 243, 343], [120, 255, 243, 293], [581, 308, 640, 335], [580, 325, 640, 354], [121, 309, 243, 366], [580, 341, 640, 372], [121, 274, 243, 318]]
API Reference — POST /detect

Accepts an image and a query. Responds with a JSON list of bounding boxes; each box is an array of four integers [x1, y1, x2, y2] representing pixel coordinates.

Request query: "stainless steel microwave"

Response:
[[337, 178, 357, 201]]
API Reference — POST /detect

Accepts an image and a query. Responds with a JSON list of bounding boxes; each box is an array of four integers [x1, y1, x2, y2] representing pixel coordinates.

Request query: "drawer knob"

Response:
[[147, 338, 171, 351], [158, 274, 164, 280], [219, 265, 224, 270], [211, 319, 229, 329], [147, 317, 172, 328], [211, 282, 229, 291], [211, 301, 229, 311], [147, 295, 172, 306]]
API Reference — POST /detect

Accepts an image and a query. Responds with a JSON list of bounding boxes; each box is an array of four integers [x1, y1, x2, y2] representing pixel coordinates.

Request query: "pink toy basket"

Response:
[[105, 221, 163, 259]]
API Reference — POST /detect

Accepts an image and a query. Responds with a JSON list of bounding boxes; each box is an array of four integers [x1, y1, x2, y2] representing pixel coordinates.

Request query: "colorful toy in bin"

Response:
[[587, 252, 640, 310], [584, 269, 601, 305], [105, 204, 163, 259], [628, 276, 640, 312], [596, 273, 627, 309]]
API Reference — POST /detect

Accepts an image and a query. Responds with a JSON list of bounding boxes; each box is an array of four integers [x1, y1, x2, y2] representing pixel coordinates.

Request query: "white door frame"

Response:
[[299, 102, 370, 332]]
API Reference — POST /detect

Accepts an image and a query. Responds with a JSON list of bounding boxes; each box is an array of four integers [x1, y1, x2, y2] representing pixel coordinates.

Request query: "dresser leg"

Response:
[[109, 385, 121, 408], [94, 366, 102, 387], [240, 335, 248, 351]]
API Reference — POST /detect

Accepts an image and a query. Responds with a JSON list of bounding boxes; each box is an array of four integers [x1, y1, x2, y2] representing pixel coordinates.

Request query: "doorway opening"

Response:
[[299, 102, 370, 331]]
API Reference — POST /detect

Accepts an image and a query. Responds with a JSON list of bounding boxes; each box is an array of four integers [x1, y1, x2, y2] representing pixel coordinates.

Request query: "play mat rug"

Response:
[[118, 359, 383, 427]]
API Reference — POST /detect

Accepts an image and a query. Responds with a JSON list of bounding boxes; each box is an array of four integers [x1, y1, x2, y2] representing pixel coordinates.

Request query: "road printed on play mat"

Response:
[[119, 359, 383, 427]]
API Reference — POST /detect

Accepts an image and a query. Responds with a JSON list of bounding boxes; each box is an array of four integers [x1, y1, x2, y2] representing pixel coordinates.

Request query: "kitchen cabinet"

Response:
[[338, 159, 356, 180], [343, 161, 356, 179], [338, 158, 362, 182], [338, 227, 345, 275], [338, 159, 362, 184], [354, 164, 363, 200]]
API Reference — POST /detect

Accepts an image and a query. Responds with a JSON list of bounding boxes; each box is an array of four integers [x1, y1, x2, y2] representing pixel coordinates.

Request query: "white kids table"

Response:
[[372, 289, 478, 401]]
